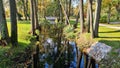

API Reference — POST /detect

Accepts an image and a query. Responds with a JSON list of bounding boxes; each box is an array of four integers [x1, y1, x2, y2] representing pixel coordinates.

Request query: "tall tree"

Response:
[[33, 0, 39, 29], [0, 0, 9, 41], [65, 0, 69, 24], [58, 0, 63, 22], [68, 0, 72, 19], [21, 0, 28, 20], [30, 0, 35, 35], [94, 0, 102, 37], [88, 0, 94, 38], [107, 4, 111, 24], [79, 0, 85, 33], [74, 12, 79, 29], [86, 1, 90, 33], [9, 0, 18, 46]]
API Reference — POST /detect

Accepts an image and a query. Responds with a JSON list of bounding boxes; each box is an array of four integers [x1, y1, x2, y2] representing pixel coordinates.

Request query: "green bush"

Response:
[[100, 15, 107, 23]]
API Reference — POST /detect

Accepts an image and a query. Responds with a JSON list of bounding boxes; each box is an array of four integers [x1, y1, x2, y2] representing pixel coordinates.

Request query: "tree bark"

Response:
[[74, 12, 79, 29], [89, 0, 94, 38], [33, 0, 39, 29], [107, 4, 111, 24], [22, 0, 27, 20], [84, 53, 88, 68], [94, 0, 102, 37], [9, 0, 18, 46], [68, 0, 72, 19], [25, 0, 29, 20], [65, 0, 69, 24], [79, 0, 85, 33], [86, 1, 90, 33], [17, 12, 22, 21], [77, 52, 83, 68], [30, 0, 35, 35], [0, 0, 9, 42]]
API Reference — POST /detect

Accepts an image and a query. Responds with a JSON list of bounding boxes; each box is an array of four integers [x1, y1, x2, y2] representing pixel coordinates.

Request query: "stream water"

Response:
[[41, 39, 98, 68]]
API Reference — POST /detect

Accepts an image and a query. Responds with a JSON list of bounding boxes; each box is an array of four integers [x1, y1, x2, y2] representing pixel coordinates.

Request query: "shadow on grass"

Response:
[[18, 20, 30, 24], [70, 20, 76, 25], [18, 42, 28, 48], [99, 30, 120, 33], [98, 36, 120, 39], [99, 40, 120, 48]]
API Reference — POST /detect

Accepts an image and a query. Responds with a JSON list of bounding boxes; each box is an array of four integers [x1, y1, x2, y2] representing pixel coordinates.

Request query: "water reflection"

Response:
[[40, 39, 98, 68]]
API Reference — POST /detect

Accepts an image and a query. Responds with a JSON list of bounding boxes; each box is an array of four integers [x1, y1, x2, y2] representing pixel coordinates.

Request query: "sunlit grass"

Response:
[[1, 21, 31, 50], [98, 26, 120, 40], [95, 26, 120, 56], [0, 21, 31, 67], [7, 21, 31, 45], [107, 24, 120, 27]]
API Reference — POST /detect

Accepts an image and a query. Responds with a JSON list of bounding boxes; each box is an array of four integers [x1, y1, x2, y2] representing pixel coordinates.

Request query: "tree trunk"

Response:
[[68, 0, 72, 19], [0, 0, 9, 42], [79, 0, 85, 33], [22, 0, 27, 20], [9, 0, 18, 46], [94, 0, 102, 37], [33, 0, 39, 29], [17, 12, 22, 21], [65, 0, 69, 24], [107, 4, 111, 24], [91, 59, 96, 68], [25, 0, 29, 20], [84, 53, 88, 68], [77, 52, 83, 68], [86, 1, 90, 33], [89, 0, 94, 38], [74, 12, 79, 29], [30, 0, 35, 35]]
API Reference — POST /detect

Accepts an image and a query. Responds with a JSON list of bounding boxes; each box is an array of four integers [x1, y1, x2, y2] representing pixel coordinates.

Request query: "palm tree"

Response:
[[9, 0, 18, 46]]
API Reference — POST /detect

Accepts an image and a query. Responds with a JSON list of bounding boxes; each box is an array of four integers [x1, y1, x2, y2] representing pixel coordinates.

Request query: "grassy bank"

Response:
[[0, 21, 31, 67]]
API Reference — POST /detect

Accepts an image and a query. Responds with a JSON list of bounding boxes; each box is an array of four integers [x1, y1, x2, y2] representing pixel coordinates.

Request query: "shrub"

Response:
[[76, 33, 95, 51], [100, 15, 107, 23]]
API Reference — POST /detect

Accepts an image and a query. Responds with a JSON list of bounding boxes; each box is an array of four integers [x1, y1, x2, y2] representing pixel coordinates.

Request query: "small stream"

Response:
[[40, 38, 99, 68]]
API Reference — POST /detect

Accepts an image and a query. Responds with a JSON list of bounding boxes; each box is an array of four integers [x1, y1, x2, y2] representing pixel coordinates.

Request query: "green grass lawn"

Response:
[[97, 26, 120, 55], [98, 26, 120, 40], [101, 23, 120, 27], [97, 27, 120, 67], [7, 21, 31, 45], [0, 21, 31, 67], [108, 24, 120, 27]]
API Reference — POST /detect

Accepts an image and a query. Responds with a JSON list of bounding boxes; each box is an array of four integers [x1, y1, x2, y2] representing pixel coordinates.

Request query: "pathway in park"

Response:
[[99, 24, 120, 30]]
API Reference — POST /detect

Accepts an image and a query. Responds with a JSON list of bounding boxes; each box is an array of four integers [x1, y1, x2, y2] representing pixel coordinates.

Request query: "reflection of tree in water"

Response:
[[38, 20, 74, 67]]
